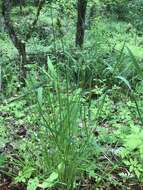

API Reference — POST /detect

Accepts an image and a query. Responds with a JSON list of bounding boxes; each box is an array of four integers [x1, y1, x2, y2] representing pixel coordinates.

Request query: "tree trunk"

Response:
[[18, 42, 27, 83], [76, 0, 87, 48], [2, 0, 27, 84], [19, 0, 23, 14], [0, 16, 5, 32], [2, 0, 45, 85]]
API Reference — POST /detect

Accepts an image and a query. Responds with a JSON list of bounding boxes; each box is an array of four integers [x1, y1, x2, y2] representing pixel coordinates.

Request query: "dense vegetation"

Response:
[[0, 0, 143, 189]]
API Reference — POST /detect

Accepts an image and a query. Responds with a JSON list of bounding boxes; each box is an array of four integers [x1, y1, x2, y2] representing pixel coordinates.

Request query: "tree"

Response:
[[1, 0, 45, 85], [76, 0, 87, 48]]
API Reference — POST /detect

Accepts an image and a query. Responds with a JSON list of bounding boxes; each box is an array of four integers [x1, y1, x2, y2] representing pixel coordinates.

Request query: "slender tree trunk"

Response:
[[2, 0, 45, 85], [76, 0, 87, 48], [19, 0, 23, 14], [18, 42, 27, 83], [2, 0, 27, 84]]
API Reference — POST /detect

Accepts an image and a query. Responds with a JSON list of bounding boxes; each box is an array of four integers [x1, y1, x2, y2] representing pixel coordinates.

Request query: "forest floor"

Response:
[[1, 11, 143, 190]]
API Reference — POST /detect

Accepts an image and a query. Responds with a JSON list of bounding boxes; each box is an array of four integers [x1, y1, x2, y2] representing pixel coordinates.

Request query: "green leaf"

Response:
[[116, 76, 131, 90], [37, 87, 43, 105], [27, 177, 39, 190], [57, 162, 65, 176], [48, 57, 57, 79], [15, 166, 35, 183], [40, 172, 58, 188], [89, 170, 96, 178], [135, 170, 140, 179], [127, 47, 143, 79], [0, 155, 6, 166], [125, 133, 142, 150]]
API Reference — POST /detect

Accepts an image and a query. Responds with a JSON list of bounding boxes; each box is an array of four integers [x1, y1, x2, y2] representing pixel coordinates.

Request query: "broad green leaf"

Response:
[[116, 76, 131, 90], [27, 177, 39, 190], [40, 172, 58, 188], [125, 134, 142, 150]]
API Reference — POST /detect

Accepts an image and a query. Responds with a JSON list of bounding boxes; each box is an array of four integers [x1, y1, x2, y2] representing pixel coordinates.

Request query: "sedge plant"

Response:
[[11, 58, 95, 190]]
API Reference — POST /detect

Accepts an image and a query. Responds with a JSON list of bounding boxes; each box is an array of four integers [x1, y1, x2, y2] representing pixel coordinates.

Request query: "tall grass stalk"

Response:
[[30, 58, 93, 189]]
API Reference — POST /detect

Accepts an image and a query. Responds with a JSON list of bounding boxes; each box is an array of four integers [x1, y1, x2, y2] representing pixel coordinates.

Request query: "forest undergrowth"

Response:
[[1, 1, 143, 189]]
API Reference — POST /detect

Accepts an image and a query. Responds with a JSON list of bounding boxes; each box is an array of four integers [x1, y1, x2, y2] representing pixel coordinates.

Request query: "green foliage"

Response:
[[7, 60, 96, 190], [1, 0, 143, 189], [15, 166, 35, 183], [119, 126, 143, 181], [128, 0, 143, 31], [27, 177, 39, 190], [0, 155, 6, 167], [100, 0, 143, 31], [39, 172, 58, 188], [100, 0, 129, 19]]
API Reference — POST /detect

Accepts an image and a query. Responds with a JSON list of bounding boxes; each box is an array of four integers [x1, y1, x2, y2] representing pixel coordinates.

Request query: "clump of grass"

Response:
[[9, 58, 96, 190]]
